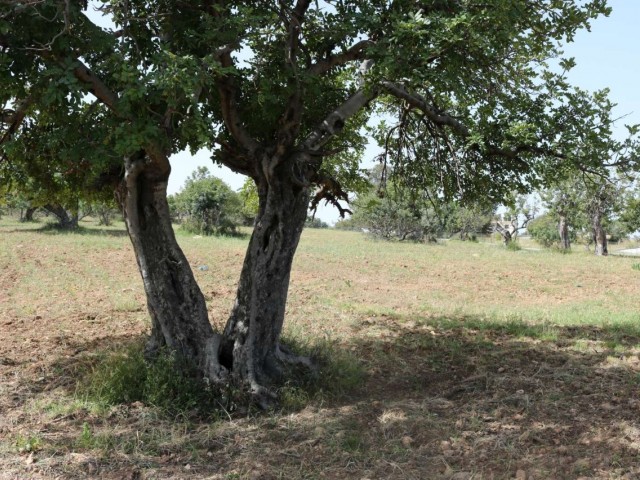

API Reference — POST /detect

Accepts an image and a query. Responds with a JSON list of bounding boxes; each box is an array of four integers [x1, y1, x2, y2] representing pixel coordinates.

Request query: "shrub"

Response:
[[528, 213, 568, 247]]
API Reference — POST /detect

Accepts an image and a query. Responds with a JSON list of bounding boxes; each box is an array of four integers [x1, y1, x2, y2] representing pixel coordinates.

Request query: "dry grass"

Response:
[[1, 216, 640, 479]]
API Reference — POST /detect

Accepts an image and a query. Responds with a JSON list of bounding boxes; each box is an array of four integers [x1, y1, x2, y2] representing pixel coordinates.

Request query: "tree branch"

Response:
[[274, 0, 312, 153], [303, 88, 378, 152], [381, 81, 470, 137], [307, 40, 373, 76], [71, 58, 119, 112], [0, 97, 32, 146], [215, 53, 260, 157]]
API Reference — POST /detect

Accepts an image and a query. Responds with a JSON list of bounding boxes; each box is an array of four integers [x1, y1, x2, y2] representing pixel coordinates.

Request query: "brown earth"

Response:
[[1, 220, 639, 479]]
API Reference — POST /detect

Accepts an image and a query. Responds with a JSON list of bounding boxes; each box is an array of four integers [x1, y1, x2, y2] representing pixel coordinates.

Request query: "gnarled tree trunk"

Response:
[[119, 149, 226, 382], [592, 211, 608, 256], [44, 203, 79, 229], [558, 214, 570, 250], [221, 158, 313, 406]]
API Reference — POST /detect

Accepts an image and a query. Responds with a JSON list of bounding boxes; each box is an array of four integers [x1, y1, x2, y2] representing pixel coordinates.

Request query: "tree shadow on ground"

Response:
[[3, 314, 640, 479], [33, 224, 130, 237]]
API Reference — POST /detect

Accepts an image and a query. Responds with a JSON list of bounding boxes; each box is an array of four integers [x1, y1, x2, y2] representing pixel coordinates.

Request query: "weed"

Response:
[[632, 263, 640, 271], [505, 241, 522, 251], [14, 434, 42, 453], [77, 422, 95, 449], [79, 341, 228, 419]]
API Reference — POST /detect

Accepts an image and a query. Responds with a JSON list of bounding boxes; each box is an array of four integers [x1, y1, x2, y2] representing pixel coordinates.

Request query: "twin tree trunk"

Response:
[[121, 150, 311, 405], [44, 203, 79, 229]]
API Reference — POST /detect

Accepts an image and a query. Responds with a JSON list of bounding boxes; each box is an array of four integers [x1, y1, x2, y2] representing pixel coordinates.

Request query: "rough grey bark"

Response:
[[558, 214, 570, 250], [221, 156, 313, 406], [592, 211, 608, 256], [120, 149, 226, 383]]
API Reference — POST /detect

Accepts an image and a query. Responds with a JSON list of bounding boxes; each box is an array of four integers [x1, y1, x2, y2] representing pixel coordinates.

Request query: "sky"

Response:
[[86, 2, 640, 224]]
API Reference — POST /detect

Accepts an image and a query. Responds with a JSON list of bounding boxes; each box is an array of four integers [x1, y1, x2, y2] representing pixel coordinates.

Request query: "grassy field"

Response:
[[1, 216, 640, 479]]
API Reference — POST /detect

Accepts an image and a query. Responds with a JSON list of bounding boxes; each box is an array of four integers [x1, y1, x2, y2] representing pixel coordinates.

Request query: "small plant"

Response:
[[505, 241, 521, 251], [80, 341, 229, 418], [77, 422, 95, 449], [14, 434, 42, 453], [632, 263, 640, 271]]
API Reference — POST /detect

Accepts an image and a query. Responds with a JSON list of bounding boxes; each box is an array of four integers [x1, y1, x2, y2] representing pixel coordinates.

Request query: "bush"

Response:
[[305, 217, 329, 229], [528, 214, 564, 247], [170, 168, 242, 236], [80, 341, 236, 418]]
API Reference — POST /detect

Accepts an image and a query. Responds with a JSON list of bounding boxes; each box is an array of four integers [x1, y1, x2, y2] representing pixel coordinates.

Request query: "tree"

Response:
[[528, 213, 566, 248], [492, 195, 538, 246], [619, 183, 640, 236], [2, 0, 626, 405], [540, 176, 584, 250], [582, 174, 629, 255], [170, 167, 242, 236], [238, 178, 260, 226]]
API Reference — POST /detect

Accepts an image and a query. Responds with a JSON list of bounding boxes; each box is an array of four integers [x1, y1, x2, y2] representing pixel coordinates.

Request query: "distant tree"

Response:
[[540, 177, 584, 250], [238, 179, 260, 226], [619, 184, 640, 236], [92, 199, 121, 226], [492, 194, 538, 245], [528, 213, 567, 248], [305, 217, 329, 229], [582, 175, 628, 256], [170, 168, 242, 236]]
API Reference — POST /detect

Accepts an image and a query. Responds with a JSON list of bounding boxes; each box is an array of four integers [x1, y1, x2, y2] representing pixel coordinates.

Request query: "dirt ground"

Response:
[[1, 221, 640, 479]]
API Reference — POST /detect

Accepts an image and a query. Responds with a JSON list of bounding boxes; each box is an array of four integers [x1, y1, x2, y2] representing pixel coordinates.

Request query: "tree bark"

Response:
[[44, 204, 79, 229], [22, 206, 37, 222], [119, 149, 226, 383], [558, 214, 570, 250], [592, 211, 608, 256], [221, 157, 313, 406]]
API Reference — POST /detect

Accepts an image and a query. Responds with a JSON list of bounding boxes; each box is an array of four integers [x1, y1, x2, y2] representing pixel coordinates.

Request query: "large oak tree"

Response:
[[1, 0, 626, 404]]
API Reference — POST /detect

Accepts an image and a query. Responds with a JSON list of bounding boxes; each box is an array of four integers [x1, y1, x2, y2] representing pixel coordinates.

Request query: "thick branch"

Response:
[[216, 54, 260, 157], [274, 0, 312, 152], [303, 88, 378, 152], [382, 81, 470, 137], [71, 58, 119, 112], [308, 40, 373, 76], [0, 97, 32, 146], [382, 81, 566, 166]]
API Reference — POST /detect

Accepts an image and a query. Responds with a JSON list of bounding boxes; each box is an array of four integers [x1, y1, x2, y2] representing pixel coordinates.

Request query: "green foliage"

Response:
[[170, 167, 242, 236], [632, 263, 640, 272], [0, 0, 624, 221], [505, 240, 522, 251], [80, 341, 230, 418], [14, 434, 42, 454], [348, 169, 494, 242], [305, 217, 329, 229], [238, 178, 259, 226], [620, 190, 640, 234], [528, 213, 563, 248]]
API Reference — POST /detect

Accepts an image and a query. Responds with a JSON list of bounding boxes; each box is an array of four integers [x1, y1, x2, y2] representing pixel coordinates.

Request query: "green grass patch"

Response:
[[79, 341, 231, 419], [14, 433, 43, 454]]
